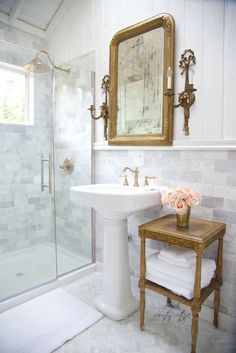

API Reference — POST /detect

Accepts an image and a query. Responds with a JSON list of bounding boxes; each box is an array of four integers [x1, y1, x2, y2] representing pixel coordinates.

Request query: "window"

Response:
[[0, 63, 33, 125]]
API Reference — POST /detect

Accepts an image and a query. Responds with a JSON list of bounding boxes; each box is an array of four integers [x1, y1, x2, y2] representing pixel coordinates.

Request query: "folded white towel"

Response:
[[146, 253, 216, 286], [146, 267, 214, 291], [160, 245, 196, 262], [158, 253, 196, 268], [146, 272, 194, 299]]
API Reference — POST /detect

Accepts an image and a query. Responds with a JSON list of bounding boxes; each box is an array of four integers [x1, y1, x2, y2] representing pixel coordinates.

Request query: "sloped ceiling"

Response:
[[0, 0, 72, 38]]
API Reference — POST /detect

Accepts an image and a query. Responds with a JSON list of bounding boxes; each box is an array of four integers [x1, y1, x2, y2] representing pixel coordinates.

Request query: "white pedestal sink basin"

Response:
[[70, 183, 162, 320]]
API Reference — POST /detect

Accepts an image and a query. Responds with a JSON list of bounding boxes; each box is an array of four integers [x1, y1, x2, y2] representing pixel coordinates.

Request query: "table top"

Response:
[[139, 214, 226, 246]]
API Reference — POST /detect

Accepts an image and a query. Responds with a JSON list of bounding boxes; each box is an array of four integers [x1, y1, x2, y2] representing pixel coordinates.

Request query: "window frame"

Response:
[[0, 62, 33, 126]]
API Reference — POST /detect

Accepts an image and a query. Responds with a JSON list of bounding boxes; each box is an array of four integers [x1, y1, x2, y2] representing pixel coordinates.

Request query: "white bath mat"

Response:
[[0, 288, 103, 353]]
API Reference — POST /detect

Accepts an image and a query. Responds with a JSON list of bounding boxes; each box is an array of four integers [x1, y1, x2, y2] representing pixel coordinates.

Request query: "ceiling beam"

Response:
[[0, 11, 45, 39], [45, 0, 73, 39], [9, 0, 26, 25], [14, 19, 45, 38]]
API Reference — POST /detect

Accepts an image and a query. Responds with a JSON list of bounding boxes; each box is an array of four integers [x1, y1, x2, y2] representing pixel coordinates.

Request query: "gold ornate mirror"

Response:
[[108, 14, 175, 146]]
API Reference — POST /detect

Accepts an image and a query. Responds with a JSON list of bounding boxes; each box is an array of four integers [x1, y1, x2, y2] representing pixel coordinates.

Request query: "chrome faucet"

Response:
[[122, 167, 139, 187]]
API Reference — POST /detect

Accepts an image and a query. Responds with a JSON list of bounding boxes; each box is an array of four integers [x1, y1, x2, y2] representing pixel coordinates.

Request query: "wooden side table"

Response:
[[138, 214, 226, 353]]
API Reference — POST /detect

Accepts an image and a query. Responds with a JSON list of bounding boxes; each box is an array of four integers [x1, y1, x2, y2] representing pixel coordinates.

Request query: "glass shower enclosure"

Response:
[[0, 40, 94, 302]]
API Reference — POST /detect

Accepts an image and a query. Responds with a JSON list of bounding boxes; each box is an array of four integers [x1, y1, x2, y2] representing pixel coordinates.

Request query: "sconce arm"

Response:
[[89, 105, 103, 120], [171, 100, 182, 109], [88, 75, 110, 140], [166, 49, 197, 136]]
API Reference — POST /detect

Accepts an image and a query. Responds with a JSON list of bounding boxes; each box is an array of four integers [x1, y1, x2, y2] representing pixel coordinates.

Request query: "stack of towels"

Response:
[[146, 245, 216, 300]]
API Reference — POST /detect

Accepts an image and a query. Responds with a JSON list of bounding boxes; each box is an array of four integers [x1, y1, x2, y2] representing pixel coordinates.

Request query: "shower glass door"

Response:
[[53, 55, 94, 275], [0, 41, 57, 301]]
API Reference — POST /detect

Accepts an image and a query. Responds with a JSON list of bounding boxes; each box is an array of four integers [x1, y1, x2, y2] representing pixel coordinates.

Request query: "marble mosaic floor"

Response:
[[55, 271, 236, 353]]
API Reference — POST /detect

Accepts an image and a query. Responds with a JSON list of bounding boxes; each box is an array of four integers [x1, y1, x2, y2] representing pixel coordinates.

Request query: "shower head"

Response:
[[24, 56, 50, 73], [24, 50, 70, 74]]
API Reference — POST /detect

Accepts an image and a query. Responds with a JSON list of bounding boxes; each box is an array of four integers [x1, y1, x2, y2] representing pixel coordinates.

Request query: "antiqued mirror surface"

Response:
[[109, 14, 175, 146]]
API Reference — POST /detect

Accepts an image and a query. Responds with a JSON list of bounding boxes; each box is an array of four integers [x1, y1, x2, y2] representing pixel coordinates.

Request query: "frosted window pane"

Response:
[[0, 68, 27, 124]]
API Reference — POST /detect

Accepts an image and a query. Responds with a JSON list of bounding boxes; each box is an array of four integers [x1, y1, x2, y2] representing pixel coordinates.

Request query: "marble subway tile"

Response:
[[161, 169, 202, 183], [227, 174, 236, 186], [215, 159, 236, 173], [228, 151, 236, 160], [201, 196, 224, 208], [0, 201, 14, 208], [224, 199, 236, 211], [213, 185, 236, 199], [201, 171, 227, 185], [213, 209, 236, 224]]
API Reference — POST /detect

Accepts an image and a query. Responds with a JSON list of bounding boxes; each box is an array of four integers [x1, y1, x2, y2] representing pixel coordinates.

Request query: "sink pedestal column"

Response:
[[95, 217, 138, 320]]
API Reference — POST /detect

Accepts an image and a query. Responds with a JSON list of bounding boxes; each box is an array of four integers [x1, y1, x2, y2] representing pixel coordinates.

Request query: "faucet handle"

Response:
[[144, 176, 156, 186], [123, 175, 129, 186], [120, 173, 129, 186]]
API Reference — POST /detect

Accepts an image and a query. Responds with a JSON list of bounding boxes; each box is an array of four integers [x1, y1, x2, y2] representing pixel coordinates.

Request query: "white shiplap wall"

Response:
[[47, 0, 236, 145]]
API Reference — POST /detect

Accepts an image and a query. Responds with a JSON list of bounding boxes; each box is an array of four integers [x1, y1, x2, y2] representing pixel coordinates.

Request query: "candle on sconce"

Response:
[[167, 66, 172, 89], [189, 68, 194, 85]]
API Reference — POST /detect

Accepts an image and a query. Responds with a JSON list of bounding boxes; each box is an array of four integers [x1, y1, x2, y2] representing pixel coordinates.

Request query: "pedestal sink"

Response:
[[70, 183, 162, 320]]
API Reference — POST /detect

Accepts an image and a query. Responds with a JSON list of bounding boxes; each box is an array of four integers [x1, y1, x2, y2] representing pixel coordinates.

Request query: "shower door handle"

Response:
[[41, 153, 52, 193], [48, 153, 52, 194]]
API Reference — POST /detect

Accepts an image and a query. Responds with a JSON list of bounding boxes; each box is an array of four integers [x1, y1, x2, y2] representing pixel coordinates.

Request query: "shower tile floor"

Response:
[[0, 244, 90, 301], [55, 271, 235, 353]]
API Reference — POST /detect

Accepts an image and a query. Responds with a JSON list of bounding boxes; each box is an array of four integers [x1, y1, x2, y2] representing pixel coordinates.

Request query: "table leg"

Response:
[[214, 237, 223, 328], [191, 312, 199, 353], [191, 251, 202, 353], [167, 297, 173, 307], [140, 236, 146, 331]]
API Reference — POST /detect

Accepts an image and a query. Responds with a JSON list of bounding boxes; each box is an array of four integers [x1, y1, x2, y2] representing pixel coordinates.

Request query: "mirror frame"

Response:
[[108, 13, 175, 146]]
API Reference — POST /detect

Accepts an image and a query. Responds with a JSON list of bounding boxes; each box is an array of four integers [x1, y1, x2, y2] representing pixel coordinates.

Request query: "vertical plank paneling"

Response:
[[94, 0, 106, 141], [47, 0, 236, 144], [114, 0, 153, 30], [152, 0, 169, 14], [102, 0, 116, 71], [184, 0, 204, 141], [202, 0, 224, 140], [48, 0, 95, 63], [168, 0, 186, 141], [223, 0, 236, 140]]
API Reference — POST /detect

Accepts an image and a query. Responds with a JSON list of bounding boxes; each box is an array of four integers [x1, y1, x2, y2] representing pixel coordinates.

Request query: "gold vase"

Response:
[[176, 206, 191, 227]]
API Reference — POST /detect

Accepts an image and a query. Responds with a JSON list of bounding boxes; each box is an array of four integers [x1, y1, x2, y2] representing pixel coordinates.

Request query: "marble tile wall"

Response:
[[95, 149, 236, 319], [0, 25, 54, 255]]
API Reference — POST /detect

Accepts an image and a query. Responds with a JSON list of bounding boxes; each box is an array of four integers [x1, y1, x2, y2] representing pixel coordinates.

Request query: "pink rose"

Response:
[[161, 187, 201, 213], [174, 188, 188, 200], [162, 191, 175, 206], [174, 199, 188, 214], [186, 191, 201, 206]]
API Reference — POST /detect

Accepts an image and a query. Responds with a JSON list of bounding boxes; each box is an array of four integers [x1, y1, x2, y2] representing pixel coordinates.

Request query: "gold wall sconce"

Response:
[[166, 49, 197, 136], [88, 75, 109, 140]]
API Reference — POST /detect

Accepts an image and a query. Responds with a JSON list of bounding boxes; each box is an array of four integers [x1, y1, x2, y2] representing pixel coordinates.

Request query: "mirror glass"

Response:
[[117, 27, 164, 136], [109, 14, 175, 146]]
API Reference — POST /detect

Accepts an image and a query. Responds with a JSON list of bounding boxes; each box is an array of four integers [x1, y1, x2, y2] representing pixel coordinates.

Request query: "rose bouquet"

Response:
[[161, 186, 201, 215]]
